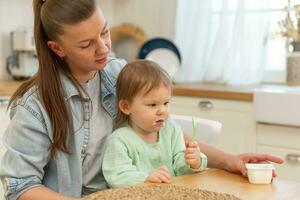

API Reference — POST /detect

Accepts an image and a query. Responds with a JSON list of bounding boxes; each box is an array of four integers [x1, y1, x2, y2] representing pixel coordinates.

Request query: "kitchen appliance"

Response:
[[6, 28, 38, 80]]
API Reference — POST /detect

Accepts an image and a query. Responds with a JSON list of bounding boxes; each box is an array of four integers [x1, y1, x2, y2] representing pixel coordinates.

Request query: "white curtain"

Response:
[[174, 0, 271, 85]]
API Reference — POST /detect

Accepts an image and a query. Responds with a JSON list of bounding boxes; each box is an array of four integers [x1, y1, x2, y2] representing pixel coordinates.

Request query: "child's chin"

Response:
[[153, 125, 163, 131]]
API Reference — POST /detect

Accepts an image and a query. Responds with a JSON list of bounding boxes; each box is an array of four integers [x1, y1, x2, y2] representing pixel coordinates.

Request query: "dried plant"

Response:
[[279, 4, 300, 42]]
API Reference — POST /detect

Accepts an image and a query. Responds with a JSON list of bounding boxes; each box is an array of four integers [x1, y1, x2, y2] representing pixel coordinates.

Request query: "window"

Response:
[[212, 0, 300, 83], [175, 0, 300, 85], [263, 0, 299, 83]]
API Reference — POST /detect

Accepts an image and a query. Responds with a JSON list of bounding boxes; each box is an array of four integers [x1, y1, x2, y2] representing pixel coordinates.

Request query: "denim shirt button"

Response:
[[81, 149, 86, 155]]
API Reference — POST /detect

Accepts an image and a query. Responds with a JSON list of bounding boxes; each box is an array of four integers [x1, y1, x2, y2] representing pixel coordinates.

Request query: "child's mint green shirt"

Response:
[[102, 121, 207, 188]]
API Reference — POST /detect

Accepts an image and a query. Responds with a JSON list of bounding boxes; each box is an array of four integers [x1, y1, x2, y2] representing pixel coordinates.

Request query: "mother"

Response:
[[0, 0, 283, 200]]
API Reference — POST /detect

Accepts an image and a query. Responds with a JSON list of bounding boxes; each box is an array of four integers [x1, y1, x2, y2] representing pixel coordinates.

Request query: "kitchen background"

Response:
[[0, 0, 177, 80], [1, 1, 300, 197]]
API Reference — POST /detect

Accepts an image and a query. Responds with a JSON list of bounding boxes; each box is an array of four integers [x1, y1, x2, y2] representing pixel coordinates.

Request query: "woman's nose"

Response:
[[95, 37, 109, 54]]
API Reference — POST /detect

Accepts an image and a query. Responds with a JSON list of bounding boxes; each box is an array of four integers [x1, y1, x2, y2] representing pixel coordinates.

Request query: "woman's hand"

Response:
[[225, 153, 284, 177], [184, 133, 284, 177], [185, 141, 201, 169], [145, 165, 171, 183]]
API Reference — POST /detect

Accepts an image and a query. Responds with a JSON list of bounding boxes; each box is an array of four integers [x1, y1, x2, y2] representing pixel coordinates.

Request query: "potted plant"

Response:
[[279, 3, 300, 51], [278, 2, 300, 85]]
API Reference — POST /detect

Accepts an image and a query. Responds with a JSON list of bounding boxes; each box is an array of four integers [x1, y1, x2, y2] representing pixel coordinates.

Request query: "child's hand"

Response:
[[145, 165, 171, 183], [185, 141, 201, 169]]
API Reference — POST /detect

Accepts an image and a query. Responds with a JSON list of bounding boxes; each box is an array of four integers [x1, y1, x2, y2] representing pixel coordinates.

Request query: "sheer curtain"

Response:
[[174, 0, 271, 85]]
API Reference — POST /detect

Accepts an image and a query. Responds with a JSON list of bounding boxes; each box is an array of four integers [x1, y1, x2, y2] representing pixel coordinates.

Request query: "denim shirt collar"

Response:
[[59, 70, 115, 98], [59, 72, 81, 100], [59, 69, 117, 119]]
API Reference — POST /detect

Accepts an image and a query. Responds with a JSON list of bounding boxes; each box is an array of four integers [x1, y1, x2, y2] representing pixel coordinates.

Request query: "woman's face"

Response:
[[48, 8, 111, 83]]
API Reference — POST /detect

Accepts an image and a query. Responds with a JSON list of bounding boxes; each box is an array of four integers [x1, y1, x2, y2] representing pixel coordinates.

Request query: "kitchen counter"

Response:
[[0, 80, 256, 101], [0, 80, 23, 97], [82, 169, 300, 200], [0, 80, 293, 102], [173, 83, 256, 102]]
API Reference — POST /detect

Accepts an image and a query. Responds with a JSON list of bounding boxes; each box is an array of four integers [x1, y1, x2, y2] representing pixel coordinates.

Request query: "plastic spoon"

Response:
[[192, 117, 197, 141]]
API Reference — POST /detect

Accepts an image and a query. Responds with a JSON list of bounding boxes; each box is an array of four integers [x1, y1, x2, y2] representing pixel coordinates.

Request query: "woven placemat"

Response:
[[82, 184, 241, 200]]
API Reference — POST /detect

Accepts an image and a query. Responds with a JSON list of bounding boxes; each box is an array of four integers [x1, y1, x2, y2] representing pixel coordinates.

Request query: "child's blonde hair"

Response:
[[115, 60, 172, 127]]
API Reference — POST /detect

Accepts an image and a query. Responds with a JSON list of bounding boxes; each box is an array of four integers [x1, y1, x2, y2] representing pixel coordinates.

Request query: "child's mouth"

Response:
[[153, 119, 165, 127]]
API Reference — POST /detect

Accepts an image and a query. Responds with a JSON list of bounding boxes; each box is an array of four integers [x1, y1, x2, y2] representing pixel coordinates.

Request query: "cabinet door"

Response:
[[257, 145, 300, 181], [256, 124, 300, 181], [170, 96, 255, 154]]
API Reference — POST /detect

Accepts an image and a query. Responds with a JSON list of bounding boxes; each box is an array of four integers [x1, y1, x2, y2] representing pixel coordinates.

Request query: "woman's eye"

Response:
[[81, 42, 91, 49], [101, 30, 109, 36]]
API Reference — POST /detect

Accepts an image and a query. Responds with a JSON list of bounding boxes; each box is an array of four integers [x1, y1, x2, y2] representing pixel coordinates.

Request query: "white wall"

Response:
[[98, 0, 177, 40], [0, 0, 34, 80], [0, 0, 177, 80]]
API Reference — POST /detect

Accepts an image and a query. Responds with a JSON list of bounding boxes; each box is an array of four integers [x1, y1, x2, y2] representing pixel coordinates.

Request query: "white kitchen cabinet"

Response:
[[256, 124, 300, 181], [0, 97, 9, 200], [170, 96, 256, 154]]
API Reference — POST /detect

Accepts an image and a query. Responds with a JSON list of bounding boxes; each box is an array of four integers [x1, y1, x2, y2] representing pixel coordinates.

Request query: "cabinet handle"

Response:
[[0, 97, 9, 106], [286, 154, 300, 164], [198, 101, 213, 110]]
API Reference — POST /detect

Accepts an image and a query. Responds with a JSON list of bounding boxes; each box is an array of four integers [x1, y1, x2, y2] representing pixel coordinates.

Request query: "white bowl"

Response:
[[245, 163, 275, 184]]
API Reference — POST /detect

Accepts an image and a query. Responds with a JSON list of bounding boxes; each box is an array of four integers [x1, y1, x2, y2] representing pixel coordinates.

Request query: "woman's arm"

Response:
[[18, 186, 76, 200], [184, 135, 284, 176]]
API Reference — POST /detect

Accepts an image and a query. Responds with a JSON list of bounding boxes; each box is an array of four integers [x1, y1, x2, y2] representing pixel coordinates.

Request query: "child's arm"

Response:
[[102, 136, 149, 188], [145, 165, 171, 184], [172, 125, 207, 176], [185, 141, 207, 170]]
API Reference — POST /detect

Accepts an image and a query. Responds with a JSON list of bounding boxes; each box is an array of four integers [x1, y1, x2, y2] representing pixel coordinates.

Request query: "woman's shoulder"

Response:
[[12, 86, 39, 108], [10, 86, 46, 123]]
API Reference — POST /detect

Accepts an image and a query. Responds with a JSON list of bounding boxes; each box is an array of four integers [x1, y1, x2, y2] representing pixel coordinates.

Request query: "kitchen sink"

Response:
[[253, 86, 300, 127]]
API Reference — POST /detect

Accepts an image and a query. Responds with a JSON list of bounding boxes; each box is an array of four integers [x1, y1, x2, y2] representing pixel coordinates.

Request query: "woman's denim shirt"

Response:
[[0, 58, 126, 200]]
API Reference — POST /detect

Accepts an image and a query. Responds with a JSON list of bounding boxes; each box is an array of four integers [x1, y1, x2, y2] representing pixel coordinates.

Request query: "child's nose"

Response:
[[157, 106, 167, 115]]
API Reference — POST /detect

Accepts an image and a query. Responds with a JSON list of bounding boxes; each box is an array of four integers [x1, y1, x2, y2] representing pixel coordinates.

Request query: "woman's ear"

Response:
[[47, 41, 65, 57], [119, 100, 130, 115]]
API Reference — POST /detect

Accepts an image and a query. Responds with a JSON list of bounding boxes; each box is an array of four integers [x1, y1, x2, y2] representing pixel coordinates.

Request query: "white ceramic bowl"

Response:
[[245, 163, 275, 184]]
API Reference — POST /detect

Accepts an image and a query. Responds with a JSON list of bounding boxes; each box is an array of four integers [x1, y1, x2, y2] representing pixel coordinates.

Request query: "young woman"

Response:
[[102, 60, 207, 188], [0, 0, 283, 200]]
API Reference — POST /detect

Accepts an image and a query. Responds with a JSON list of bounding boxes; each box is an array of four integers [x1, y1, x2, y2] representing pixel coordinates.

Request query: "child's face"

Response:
[[127, 85, 171, 136]]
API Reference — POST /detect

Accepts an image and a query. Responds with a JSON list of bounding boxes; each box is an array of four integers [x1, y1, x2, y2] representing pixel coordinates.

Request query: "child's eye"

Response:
[[148, 104, 156, 107], [164, 101, 169, 106]]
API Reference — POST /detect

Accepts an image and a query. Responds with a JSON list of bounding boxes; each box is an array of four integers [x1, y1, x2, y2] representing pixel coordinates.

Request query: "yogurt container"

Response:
[[245, 163, 275, 184]]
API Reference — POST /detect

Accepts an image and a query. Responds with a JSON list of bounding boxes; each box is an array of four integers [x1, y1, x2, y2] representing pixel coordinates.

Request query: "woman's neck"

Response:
[[74, 71, 97, 84]]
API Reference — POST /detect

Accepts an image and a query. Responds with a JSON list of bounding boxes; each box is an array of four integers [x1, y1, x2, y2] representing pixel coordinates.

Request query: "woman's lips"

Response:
[[96, 57, 107, 64]]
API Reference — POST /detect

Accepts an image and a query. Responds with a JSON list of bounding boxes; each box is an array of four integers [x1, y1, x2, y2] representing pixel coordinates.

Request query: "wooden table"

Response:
[[164, 168, 300, 200], [83, 169, 300, 200]]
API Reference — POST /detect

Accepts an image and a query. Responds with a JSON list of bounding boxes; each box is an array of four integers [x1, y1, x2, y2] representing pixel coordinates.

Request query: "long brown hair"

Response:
[[9, 0, 97, 156], [115, 60, 172, 127]]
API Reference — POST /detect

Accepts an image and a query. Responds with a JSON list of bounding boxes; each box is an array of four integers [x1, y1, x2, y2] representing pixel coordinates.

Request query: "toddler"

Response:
[[102, 60, 207, 188]]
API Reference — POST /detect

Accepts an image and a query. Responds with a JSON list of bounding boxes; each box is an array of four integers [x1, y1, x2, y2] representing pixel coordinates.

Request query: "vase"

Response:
[[286, 52, 300, 85], [292, 41, 300, 51]]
